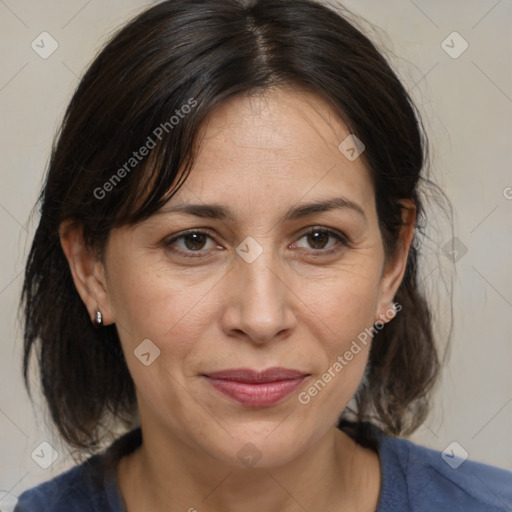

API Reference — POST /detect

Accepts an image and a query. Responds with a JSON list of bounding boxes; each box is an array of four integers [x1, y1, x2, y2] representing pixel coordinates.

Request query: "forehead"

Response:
[[198, 86, 349, 165], [166, 87, 375, 215]]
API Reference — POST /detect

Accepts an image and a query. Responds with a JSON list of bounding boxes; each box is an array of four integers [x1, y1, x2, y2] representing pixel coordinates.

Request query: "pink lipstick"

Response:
[[202, 367, 309, 407]]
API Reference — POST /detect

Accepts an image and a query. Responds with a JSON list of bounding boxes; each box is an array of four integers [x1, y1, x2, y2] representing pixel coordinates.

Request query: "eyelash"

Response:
[[163, 227, 349, 259]]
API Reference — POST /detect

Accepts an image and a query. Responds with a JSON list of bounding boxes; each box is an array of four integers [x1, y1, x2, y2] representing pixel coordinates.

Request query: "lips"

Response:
[[202, 367, 310, 407], [203, 367, 309, 383]]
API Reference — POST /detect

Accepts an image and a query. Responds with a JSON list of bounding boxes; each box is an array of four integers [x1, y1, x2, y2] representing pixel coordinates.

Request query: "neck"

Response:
[[117, 420, 381, 512]]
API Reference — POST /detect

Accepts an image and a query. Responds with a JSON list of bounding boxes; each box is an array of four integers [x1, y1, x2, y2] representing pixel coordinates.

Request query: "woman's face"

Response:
[[94, 87, 412, 467]]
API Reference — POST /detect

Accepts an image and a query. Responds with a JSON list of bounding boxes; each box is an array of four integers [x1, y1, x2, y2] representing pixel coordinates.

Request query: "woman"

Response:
[[15, 0, 512, 510]]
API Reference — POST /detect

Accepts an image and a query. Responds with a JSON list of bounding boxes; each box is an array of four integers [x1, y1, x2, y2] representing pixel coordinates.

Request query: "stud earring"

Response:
[[93, 309, 103, 327]]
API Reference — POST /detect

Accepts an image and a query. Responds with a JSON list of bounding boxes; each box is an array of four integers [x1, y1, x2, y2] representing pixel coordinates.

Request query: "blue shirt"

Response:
[[13, 425, 512, 511]]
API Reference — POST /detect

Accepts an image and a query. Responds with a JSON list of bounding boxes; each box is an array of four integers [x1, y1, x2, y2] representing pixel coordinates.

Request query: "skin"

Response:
[[60, 86, 415, 512]]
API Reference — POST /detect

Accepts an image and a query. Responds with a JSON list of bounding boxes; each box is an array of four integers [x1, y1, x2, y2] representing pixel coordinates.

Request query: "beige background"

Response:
[[1, 0, 511, 503]]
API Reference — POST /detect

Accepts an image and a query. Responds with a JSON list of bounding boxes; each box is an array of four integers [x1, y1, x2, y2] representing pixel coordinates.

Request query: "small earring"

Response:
[[93, 309, 103, 327]]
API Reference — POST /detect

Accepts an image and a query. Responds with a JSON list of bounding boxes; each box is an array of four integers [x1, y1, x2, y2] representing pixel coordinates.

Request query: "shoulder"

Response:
[[13, 454, 121, 512], [14, 428, 140, 511], [378, 433, 512, 512]]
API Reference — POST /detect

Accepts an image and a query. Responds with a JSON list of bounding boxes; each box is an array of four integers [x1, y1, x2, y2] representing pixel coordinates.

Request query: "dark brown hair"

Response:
[[20, 0, 452, 469]]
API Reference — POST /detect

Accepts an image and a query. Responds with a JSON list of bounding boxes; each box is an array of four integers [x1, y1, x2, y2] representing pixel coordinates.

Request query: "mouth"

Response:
[[201, 367, 310, 407]]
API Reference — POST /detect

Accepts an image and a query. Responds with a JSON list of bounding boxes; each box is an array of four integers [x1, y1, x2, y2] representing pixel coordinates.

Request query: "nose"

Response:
[[221, 245, 297, 344]]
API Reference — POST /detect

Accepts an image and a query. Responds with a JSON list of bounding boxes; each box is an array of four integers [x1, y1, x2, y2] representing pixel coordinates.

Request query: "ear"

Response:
[[374, 199, 416, 323], [59, 219, 115, 325]]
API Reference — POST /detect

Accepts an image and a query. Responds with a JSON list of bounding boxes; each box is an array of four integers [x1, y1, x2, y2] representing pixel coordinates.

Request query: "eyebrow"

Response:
[[156, 196, 367, 224]]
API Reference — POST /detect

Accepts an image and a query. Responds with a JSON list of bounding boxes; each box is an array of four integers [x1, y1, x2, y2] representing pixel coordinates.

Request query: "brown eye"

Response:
[[164, 230, 217, 257], [307, 230, 330, 249], [181, 232, 208, 251], [294, 228, 348, 255]]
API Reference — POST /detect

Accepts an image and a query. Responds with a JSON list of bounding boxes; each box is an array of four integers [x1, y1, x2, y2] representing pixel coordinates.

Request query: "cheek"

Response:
[[112, 267, 215, 420], [108, 262, 223, 405], [108, 260, 217, 347], [108, 243, 381, 374], [296, 281, 376, 419], [296, 263, 381, 338], [295, 267, 379, 396], [109, 250, 382, 373]]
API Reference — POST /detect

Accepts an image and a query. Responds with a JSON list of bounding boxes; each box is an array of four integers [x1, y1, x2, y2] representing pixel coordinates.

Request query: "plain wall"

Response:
[[1, 0, 510, 502]]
